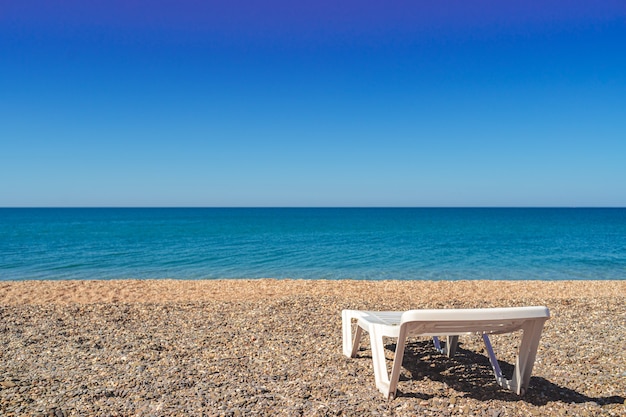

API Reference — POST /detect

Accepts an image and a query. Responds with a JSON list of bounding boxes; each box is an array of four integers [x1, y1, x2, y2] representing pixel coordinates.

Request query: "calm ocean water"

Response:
[[1, 208, 625, 281]]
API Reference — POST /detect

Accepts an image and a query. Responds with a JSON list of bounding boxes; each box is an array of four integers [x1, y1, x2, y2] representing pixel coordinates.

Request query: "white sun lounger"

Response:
[[342, 306, 550, 399]]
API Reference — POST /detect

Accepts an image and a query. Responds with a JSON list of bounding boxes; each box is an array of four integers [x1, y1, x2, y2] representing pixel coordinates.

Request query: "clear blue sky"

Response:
[[1, 1, 625, 207]]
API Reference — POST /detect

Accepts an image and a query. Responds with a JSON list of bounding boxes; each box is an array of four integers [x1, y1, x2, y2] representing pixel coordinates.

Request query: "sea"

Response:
[[1, 208, 625, 281]]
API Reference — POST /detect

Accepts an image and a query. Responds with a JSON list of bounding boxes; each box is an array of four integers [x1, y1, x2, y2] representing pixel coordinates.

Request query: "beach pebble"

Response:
[[0, 281, 624, 416]]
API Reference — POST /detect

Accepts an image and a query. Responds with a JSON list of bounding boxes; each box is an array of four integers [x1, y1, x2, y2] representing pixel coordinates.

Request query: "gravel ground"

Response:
[[0, 280, 625, 416]]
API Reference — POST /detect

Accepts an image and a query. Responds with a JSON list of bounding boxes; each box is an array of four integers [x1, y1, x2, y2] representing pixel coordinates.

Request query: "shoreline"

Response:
[[1, 279, 624, 416]]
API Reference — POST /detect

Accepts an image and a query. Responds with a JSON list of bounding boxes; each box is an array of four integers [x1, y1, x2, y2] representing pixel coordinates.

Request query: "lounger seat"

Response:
[[342, 306, 550, 399]]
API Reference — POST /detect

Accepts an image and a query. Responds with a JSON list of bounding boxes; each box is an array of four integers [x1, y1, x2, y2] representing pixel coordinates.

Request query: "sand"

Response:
[[1, 279, 623, 305], [1, 279, 625, 416]]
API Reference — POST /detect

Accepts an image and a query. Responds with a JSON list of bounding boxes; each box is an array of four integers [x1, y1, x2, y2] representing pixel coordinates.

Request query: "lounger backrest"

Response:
[[400, 306, 550, 336]]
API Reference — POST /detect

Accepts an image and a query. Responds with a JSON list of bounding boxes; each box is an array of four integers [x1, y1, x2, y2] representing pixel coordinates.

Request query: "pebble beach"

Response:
[[1, 279, 625, 416]]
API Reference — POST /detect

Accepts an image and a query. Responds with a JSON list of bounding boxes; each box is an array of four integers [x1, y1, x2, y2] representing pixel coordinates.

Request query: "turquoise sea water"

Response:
[[1, 208, 625, 281]]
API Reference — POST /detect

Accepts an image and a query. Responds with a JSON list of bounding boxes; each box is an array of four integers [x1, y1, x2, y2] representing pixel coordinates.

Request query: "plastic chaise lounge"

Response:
[[342, 306, 550, 399]]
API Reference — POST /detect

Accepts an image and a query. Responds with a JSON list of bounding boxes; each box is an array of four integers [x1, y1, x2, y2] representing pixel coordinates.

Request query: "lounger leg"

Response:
[[433, 335, 459, 357], [387, 325, 409, 399], [433, 336, 442, 352], [446, 335, 459, 357], [351, 326, 363, 358], [342, 310, 355, 357], [342, 310, 365, 358], [482, 334, 503, 380], [482, 320, 546, 395], [370, 324, 409, 399], [369, 325, 391, 397], [512, 320, 546, 395]]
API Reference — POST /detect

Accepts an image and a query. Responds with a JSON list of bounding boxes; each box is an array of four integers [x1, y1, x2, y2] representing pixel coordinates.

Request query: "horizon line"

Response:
[[1, 206, 625, 209]]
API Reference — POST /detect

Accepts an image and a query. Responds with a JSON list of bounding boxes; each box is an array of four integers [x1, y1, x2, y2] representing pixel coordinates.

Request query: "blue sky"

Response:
[[1, 1, 625, 207]]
